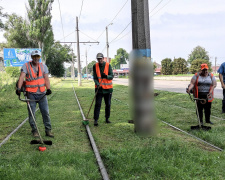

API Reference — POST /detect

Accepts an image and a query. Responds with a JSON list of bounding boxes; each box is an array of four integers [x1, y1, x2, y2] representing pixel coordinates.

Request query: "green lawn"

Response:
[[1, 78, 225, 179]]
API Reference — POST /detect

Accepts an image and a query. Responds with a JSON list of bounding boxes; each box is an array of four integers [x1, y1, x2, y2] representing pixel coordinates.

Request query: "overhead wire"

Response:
[[150, 0, 172, 17], [149, 0, 164, 14], [79, 0, 84, 20], [109, 21, 131, 44], [58, 0, 65, 41], [110, 30, 131, 44], [80, 30, 98, 42], [96, 0, 129, 41]]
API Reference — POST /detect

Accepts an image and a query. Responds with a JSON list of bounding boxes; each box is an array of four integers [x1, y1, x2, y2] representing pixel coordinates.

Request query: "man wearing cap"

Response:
[[16, 50, 54, 137], [217, 62, 225, 113], [93, 53, 113, 126], [186, 63, 217, 125]]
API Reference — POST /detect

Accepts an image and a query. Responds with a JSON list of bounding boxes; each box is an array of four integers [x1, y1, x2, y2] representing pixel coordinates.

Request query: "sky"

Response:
[[0, 0, 225, 68]]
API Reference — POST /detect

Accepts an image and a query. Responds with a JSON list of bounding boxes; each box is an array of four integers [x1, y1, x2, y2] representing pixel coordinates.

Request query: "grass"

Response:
[[1, 78, 225, 179]]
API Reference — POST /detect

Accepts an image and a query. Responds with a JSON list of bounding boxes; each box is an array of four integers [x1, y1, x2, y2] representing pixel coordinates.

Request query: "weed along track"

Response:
[[0, 91, 56, 148], [72, 83, 110, 180], [112, 93, 224, 152]]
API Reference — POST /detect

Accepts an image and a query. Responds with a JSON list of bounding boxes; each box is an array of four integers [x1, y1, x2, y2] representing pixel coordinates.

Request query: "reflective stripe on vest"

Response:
[[25, 62, 46, 93], [95, 62, 113, 89], [193, 72, 214, 102]]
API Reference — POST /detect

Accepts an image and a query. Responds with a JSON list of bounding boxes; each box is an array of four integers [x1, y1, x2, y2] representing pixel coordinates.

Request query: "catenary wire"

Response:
[[109, 21, 131, 44], [150, 0, 172, 17], [149, 0, 164, 14], [58, 0, 65, 41], [79, 0, 84, 20]]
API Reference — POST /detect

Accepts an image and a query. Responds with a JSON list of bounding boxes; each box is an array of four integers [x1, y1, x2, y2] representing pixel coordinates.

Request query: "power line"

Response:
[[110, 30, 131, 44], [96, 0, 129, 40], [150, 0, 172, 17], [79, 0, 84, 20], [58, 31, 75, 41], [109, 0, 129, 24], [109, 21, 131, 44], [58, 0, 65, 41], [80, 30, 98, 42], [149, 0, 164, 14]]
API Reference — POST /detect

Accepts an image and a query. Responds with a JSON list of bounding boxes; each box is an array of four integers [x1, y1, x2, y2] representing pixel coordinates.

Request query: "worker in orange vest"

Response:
[[16, 50, 54, 138], [93, 53, 114, 126]]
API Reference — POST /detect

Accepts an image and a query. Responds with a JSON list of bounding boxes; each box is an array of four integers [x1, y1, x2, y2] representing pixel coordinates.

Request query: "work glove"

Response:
[[46, 89, 52, 95], [16, 88, 21, 96], [101, 73, 107, 79]]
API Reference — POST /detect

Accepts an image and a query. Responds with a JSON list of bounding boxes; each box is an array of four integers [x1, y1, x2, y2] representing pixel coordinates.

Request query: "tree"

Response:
[[110, 48, 129, 69], [173, 58, 188, 75], [82, 60, 96, 75], [0, 6, 7, 31], [66, 66, 77, 77], [189, 59, 212, 74], [3, 13, 36, 48], [187, 46, 210, 65], [161, 58, 173, 75], [26, 0, 54, 63], [46, 43, 73, 77]]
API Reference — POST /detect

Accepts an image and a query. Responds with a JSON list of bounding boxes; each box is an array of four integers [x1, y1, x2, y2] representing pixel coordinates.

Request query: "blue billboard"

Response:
[[3, 48, 42, 67]]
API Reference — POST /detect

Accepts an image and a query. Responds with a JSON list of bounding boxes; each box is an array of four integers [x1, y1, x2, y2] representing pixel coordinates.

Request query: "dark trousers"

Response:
[[197, 93, 211, 123], [94, 92, 112, 121], [222, 89, 225, 112]]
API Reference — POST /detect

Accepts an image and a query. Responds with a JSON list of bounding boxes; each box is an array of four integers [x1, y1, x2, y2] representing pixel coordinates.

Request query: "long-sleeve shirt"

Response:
[[93, 61, 113, 94]]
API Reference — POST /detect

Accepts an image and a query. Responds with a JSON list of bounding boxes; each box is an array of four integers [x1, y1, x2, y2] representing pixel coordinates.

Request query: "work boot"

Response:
[[32, 131, 39, 138], [46, 131, 54, 138], [106, 119, 111, 123], [206, 121, 214, 125], [94, 120, 98, 126]]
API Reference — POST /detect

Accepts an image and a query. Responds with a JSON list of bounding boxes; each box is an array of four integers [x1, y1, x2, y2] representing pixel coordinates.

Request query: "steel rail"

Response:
[[161, 120, 223, 151], [72, 84, 110, 180], [112, 97, 224, 151], [0, 85, 59, 148]]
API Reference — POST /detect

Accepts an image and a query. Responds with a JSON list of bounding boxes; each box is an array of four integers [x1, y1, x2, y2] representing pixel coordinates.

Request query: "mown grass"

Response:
[[1, 78, 225, 179]]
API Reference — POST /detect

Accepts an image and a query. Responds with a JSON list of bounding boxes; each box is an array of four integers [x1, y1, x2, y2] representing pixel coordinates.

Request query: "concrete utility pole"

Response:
[[106, 23, 113, 63], [215, 57, 217, 74], [71, 48, 75, 79], [85, 48, 88, 80], [76, 16, 82, 86], [130, 0, 154, 134]]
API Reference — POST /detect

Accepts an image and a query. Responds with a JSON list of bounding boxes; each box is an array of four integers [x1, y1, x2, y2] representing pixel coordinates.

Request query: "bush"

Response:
[[5, 67, 21, 78]]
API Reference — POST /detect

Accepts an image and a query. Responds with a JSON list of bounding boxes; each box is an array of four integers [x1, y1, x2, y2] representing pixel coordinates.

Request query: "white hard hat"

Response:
[[31, 50, 41, 56]]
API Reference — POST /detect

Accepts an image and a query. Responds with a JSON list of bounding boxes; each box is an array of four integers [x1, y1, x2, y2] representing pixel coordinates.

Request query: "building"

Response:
[[154, 62, 161, 75], [211, 65, 220, 74]]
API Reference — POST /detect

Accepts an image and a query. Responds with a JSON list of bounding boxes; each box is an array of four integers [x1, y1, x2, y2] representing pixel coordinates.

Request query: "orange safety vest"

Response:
[[193, 72, 214, 102], [95, 62, 113, 89], [25, 61, 46, 93]]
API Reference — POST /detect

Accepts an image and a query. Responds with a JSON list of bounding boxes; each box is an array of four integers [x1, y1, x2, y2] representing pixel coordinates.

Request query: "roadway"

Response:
[[112, 78, 223, 99]]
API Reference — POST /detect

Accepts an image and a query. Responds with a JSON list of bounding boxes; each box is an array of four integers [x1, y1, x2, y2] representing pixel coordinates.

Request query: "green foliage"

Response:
[[27, 0, 54, 62], [173, 57, 188, 75], [46, 43, 73, 77], [161, 58, 173, 75], [187, 46, 210, 65], [153, 63, 157, 71], [82, 60, 96, 75], [5, 67, 20, 77], [0, 6, 7, 30], [66, 66, 78, 77], [189, 59, 212, 74], [110, 48, 129, 69], [1, 80, 225, 179], [3, 13, 36, 48]]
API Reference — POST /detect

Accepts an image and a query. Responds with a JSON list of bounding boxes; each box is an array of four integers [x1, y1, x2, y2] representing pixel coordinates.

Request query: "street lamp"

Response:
[[106, 23, 113, 63]]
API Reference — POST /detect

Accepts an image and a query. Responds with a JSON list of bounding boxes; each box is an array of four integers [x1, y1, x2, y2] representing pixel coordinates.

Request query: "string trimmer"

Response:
[[83, 79, 103, 125], [187, 92, 211, 131], [19, 92, 52, 151]]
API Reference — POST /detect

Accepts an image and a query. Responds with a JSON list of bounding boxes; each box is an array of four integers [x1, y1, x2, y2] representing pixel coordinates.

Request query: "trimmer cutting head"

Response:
[[30, 140, 52, 145], [191, 125, 211, 131]]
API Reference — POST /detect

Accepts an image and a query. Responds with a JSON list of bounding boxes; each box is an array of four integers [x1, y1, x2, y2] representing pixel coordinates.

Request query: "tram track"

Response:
[[111, 95, 224, 151], [0, 91, 56, 148], [72, 83, 110, 180]]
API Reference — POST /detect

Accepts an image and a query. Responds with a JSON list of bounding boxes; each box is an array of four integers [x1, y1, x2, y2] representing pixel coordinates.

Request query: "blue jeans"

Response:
[[27, 93, 52, 133]]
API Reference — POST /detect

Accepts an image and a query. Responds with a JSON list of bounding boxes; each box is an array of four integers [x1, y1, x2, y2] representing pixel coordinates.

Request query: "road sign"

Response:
[[3, 48, 42, 67]]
